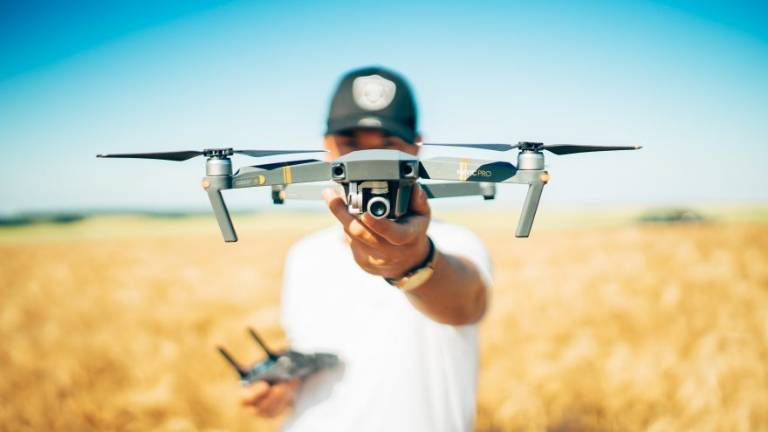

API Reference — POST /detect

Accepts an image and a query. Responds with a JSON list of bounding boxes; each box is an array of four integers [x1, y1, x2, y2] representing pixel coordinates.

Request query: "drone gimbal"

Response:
[[98, 141, 640, 242]]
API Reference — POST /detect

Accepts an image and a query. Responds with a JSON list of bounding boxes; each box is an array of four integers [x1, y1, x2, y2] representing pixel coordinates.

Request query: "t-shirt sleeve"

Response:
[[428, 222, 493, 288]]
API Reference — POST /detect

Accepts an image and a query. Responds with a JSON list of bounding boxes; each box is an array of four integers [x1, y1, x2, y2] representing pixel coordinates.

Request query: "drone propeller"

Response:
[[423, 142, 641, 155], [96, 148, 325, 161], [245, 158, 323, 171], [539, 143, 642, 155], [423, 143, 517, 152]]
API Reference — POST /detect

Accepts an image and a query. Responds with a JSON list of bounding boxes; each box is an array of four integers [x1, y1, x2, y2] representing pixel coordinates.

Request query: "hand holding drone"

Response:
[[98, 141, 640, 242]]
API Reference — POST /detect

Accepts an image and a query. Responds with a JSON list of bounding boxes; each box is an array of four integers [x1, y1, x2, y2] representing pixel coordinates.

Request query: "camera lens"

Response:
[[367, 197, 390, 219]]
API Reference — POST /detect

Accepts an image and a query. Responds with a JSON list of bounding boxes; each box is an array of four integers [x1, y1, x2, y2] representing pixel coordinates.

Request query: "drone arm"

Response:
[[419, 157, 517, 183], [274, 182, 496, 202], [272, 183, 344, 202], [420, 182, 496, 199], [203, 175, 237, 242], [232, 161, 331, 189]]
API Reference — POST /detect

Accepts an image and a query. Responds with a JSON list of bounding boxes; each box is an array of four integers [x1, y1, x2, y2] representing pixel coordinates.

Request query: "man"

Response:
[[240, 66, 493, 431]]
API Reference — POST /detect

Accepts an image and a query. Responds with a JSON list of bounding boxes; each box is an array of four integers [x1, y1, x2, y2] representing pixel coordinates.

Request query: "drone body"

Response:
[[98, 141, 640, 242], [218, 328, 339, 385]]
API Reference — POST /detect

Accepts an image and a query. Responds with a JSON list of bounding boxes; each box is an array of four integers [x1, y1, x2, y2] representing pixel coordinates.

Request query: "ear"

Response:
[[323, 135, 339, 159], [323, 135, 335, 151], [413, 133, 423, 155]]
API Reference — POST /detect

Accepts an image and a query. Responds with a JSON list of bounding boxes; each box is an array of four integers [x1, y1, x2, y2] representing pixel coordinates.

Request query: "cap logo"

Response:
[[352, 74, 396, 111]]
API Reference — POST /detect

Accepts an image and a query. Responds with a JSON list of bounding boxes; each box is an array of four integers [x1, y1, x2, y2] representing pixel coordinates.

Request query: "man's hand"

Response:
[[322, 185, 431, 279], [323, 182, 489, 325], [240, 378, 301, 418]]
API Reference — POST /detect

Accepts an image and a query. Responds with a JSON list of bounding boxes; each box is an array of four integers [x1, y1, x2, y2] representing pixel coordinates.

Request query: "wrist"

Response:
[[389, 236, 431, 279], [384, 236, 436, 290]]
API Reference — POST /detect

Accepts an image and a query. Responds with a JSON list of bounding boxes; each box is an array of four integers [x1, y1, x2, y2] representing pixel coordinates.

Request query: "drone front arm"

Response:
[[200, 160, 331, 242], [419, 157, 517, 183], [232, 161, 332, 189]]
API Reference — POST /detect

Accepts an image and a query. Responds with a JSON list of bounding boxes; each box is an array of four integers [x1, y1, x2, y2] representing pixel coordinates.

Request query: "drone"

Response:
[[217, 328, 339, 385], [97, 141, 640, 242]]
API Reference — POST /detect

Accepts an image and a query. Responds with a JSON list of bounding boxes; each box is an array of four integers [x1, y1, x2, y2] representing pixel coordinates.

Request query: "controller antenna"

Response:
[[217, 346, 247, 379], [248, 328, 279, 361]]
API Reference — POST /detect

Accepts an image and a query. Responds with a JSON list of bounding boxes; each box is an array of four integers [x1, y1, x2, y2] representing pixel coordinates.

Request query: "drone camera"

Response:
[[331, 163, 346, 180], [367, 196, 391, 219]]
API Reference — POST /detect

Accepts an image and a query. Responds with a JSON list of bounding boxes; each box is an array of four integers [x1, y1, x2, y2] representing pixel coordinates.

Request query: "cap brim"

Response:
[[326, 115, 416, 144]]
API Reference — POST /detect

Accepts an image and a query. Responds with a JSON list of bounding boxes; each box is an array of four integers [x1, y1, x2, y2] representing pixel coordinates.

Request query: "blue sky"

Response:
[[1, 0, 766, 214]]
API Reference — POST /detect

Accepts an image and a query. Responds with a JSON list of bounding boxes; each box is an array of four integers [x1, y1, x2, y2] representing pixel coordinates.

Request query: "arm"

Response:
[[322, 186, 489, 326], [402, 245, 488, 325]]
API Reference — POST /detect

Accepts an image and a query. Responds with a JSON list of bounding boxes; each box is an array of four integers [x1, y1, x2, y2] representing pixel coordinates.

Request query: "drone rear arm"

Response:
[[420, 182, 496, 199], [271, 181, 496, 202]]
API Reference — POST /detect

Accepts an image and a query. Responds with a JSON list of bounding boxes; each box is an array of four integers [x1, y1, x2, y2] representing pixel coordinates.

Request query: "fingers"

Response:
[[323, 188, 383, 247], [240, 380, 270, 407], [361, 185, 430, 245], [324, 186, 430, 246], [256, 381, 293, 417], [240, 379, 300, 418], [410, 184, 431, 217], [361, 213, 428, 246], [322, 188, 354, 226]]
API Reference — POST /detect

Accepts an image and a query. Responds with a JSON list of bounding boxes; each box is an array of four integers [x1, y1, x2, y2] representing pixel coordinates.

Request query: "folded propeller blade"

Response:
[[247, 158, 323, 171], [423, 142, 642, 155], [96, 150, 203, 161], [422, 143, 517, 151], [97, 148, 325, 161], [234, 149, 325, 157], [542, 144, 642, 155]]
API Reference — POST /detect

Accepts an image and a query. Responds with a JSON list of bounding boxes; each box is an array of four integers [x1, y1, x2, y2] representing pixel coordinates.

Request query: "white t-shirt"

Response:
[[280, 220, 493, 432]]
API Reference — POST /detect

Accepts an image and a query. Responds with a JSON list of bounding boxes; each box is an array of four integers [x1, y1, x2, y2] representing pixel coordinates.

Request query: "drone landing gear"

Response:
[[502, 161, 549, 238], [515, 176, 547, 237], [202, 157, 237, 242]]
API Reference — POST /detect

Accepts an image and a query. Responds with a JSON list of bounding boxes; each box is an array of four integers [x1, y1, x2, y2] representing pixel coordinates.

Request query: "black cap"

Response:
[[326, 66, 418, 144]]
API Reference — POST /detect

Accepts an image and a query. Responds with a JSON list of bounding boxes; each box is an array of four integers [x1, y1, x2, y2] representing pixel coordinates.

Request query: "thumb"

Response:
[[410, 184, 430, 216]]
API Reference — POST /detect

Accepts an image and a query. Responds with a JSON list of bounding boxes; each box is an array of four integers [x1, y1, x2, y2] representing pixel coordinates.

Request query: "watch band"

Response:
[[384, 236, 437, 291]]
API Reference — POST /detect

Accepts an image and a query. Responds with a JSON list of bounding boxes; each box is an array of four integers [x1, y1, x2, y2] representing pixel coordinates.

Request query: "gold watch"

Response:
[[384, 237, 437, 291]]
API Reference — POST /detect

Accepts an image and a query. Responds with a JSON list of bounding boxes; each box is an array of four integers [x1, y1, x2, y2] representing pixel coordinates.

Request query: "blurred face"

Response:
[[323, 128, 420, 158]]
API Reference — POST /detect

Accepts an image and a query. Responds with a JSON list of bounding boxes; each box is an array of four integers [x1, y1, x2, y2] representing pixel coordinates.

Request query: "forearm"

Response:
[[403, 249, 488, 326]]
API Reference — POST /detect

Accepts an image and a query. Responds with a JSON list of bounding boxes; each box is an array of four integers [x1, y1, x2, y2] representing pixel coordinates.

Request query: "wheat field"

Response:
[[1, 210, 767, 431]]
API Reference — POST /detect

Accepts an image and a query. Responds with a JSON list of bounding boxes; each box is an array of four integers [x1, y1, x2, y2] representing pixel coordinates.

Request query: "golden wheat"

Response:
[[1, 214, 766, 431]]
